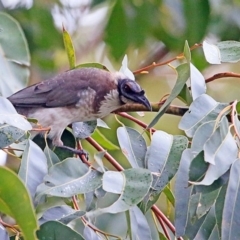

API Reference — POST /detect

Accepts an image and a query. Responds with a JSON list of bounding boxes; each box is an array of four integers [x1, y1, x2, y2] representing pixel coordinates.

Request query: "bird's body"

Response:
[[8, 68, 151, 146]]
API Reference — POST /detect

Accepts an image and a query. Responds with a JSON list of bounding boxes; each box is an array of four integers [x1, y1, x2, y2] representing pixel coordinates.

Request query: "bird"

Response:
[[8, 67, 151, 152]]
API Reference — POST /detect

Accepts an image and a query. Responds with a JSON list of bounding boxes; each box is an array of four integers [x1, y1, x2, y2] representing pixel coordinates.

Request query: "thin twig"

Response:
[[152, 205, 184, 240], [155, 212, 171, 240], [133, 43, 202, 75], [86, 137, 124, 171], [205, 72, 240, 83]]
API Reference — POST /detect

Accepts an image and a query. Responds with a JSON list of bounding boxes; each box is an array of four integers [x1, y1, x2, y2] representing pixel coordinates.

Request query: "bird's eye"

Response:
[[123, 84, 132, 93]]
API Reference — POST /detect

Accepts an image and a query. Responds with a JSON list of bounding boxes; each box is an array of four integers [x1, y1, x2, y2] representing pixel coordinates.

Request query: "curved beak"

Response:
[[135, 94, 152, 111]]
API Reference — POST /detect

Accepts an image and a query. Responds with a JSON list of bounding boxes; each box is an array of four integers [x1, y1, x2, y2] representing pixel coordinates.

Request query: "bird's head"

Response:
[[117, 78, 151, 111]]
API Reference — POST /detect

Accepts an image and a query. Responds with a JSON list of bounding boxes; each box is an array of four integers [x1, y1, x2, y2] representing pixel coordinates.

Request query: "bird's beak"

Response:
[[135, 94, 152, 111]]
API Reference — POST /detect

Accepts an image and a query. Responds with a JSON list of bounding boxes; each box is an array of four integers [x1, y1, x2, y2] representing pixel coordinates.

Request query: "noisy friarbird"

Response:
[[8, 68, 151, 152]]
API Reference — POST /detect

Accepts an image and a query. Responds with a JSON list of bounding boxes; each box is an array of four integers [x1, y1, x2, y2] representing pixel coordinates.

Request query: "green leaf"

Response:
[[193, 206, 217, 240], [0, 167, 38, 240], [44, 146, 61, 168], [222, 160, 240, 239], [88, 168, 152, 217], [189, 151, 208, 182], [184, 40, 191, 62], [190, 63, 206, 100], [215, 184, 227, 238], [62, 27, 75, 69], [0, 124, 25, 148], [36, 158, 102, 199], [104, 0, 128, 60], [37, 221, 83, 240], [148, 63, 190, 128], [191, 120, 215, 155], [18, 140, 48, 199], [147, 131, 188, 191], [72, 120, 97, 139], [117, 126, 147, 168], [0, 12, 30, 96], [75, 62, 108, 71], [0, 97, 32, 131], [183, 0, 210, 45], [217, 40, 240, 63], [163, 185, 175, 206], [178, 84, 193, 105], [129, 206, 152, 240], [202, 41, 221, 64], [174, 149, 193, 237], [191, 117, 237, 186], [92, 129, 119, 150], [196, 188, 221, 219], [179, 94, 228, 137]]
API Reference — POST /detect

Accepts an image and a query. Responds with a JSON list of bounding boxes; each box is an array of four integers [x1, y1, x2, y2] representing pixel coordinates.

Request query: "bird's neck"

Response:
[[98, 89, 122, 117]]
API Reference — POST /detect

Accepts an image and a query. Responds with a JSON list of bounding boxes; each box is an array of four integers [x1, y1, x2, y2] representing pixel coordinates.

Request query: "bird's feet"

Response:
[[56, 145, 88, 159]]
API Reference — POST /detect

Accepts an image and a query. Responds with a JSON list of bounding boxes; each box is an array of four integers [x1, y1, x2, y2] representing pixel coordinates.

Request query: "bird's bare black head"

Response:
[[118, 79, 151, 111]]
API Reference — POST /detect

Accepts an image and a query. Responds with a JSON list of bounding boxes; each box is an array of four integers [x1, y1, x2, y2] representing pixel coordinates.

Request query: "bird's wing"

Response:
[[8, 69, 99, 108]]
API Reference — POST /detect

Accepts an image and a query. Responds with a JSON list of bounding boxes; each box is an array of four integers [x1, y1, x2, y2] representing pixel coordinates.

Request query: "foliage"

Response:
[[1, 1, 240, 240]]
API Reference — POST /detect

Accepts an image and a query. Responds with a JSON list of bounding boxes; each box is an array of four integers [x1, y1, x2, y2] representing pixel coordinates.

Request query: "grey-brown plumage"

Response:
[[8, 68, 151, 146]]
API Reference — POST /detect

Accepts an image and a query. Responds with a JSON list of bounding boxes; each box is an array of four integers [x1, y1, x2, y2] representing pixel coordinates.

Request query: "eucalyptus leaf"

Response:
[[217, 40, 240, 63], [72, 120, 97, 139], [37, 221, 83, 240], [0, 167, 38, 240], [117, 126, 147, 168], [35, 158, 102, 199], [148, 63, 190, 128], [0, 97, 32, 131], [190, 63, 206, 100], [203, 41, 221, 64], [174, 149, 193, 237], [87, 168, 152, 217], [0, 12, 30, 97], [147, 131, 188, 191], [179, 94, 228, 137], [18, 139, 48, 199], [129, 206, 152, 240], [0, 124, 25, 148], [222, 160, 240, 240]]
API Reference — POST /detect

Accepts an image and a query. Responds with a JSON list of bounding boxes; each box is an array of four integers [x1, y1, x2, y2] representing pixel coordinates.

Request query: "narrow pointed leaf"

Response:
[[203, 41, 221, 64], [222, 160, 240, 240], [129, 206, 152, 240], [75, 62, 108, 71], [174, 149, 193, 237], [62, 27, 75, 69], [194, 206, 217, 240], [191, 120, 215, 155], [18, 140, 48, 199], [120, 55, 135, 80], [190, 63, 206, 100], [44, 146, 60, 167], [148, 63, 190, 128]]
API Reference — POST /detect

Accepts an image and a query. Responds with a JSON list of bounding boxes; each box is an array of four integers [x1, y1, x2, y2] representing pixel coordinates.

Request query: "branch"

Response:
[[205, 72, 240, 83], [115, 103, 188, 116]]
